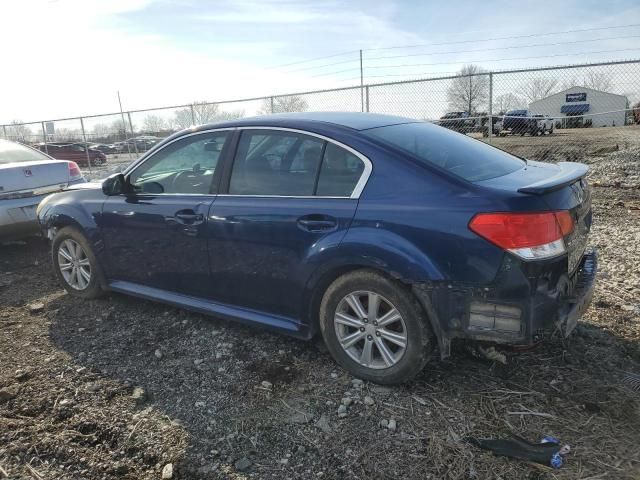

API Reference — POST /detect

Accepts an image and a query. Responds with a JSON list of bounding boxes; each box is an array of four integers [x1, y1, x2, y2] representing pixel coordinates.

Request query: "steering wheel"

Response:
[[171, 169, 201, 192]]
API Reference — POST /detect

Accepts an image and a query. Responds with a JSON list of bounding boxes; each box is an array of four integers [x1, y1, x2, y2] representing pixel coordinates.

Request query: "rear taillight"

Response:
[[68, 161, 82, 179], [469, 211, 575, 260]]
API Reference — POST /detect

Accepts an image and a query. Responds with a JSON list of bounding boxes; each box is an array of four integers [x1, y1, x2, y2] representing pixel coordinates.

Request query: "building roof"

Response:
[[529, 85, 628, 105]]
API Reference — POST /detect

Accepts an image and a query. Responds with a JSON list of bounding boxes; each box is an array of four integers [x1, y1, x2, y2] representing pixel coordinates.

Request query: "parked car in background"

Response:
[[35, 143, 107, 166], [38, 112, 596, 384], [501, 109, 539, 136], [89, 143, 119, 154], [482, 115, 503, 137], [438, 111, 473, 133], [0, 139, 86, 239], [533, 114, 554, 134], [122, 136, 162, 152]]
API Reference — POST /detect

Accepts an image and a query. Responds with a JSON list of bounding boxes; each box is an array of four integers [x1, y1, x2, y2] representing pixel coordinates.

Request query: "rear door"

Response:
[[206, 128, 369, 320], [101, 130, 231, 296]]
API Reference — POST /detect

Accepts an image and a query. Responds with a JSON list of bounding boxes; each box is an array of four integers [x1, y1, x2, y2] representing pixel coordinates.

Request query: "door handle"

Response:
[[174, 210, 204, 225], [297, 214, 337, 233]]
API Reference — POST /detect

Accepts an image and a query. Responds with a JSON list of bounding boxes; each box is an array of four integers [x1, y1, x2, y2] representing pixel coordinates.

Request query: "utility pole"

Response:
[[359, 49, 364, 113], [117, 90, 132, 156]]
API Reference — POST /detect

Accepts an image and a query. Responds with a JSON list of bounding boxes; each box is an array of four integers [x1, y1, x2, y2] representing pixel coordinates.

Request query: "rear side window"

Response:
[[362, 122, 523, 182], [229, 131, 324, 196], [228, 130, 365, 197], [0, 139, 51, 164], [316, 143, 364, 197]]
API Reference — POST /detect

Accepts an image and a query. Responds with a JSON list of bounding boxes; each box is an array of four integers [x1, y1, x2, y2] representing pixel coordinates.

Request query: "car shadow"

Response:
[[4, 239, 638, 478], [44, 287, 640, 478]]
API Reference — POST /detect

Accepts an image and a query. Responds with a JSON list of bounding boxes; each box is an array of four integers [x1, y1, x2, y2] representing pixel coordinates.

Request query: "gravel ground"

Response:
[[1, 126, 639, 479]]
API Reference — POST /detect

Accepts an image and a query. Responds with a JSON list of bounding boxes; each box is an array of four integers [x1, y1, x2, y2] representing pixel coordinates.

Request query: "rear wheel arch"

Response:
[[305, 262, 434, 337], [317, 268, 435, 383]]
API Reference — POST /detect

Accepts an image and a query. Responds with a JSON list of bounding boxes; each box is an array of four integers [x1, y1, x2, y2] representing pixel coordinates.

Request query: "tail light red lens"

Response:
[[68, 161, 82, 178], [469, 211, 575, 260]]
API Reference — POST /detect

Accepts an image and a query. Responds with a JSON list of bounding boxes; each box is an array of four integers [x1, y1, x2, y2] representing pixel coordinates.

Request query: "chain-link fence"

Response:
[[2, 59, 639, 176]]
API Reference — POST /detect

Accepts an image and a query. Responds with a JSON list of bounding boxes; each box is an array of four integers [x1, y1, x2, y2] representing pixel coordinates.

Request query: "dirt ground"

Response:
[[1, 126, 639, 479]]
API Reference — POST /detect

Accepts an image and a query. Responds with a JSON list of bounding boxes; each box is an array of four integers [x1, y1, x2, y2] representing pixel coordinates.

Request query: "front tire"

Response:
[[52, 227, 105, 299], [319, 270, 434, 384]]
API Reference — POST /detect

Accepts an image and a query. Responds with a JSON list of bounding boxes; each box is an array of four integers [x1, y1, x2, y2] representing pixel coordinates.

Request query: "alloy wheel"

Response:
[[58, 239, 91, 290], [334, 291, 407, 369]]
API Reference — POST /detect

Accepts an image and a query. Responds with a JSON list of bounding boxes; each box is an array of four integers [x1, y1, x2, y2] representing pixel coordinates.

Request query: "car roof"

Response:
[[197, 112, 416, 132]]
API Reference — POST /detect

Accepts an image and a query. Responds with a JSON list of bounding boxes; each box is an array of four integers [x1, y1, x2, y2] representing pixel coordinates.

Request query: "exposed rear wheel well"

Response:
[[306, 265, 420, 337]]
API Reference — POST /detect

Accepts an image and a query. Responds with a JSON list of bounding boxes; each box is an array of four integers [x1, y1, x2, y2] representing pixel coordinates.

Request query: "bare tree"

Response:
[[6, 121, 33, 142], [259, 95, 309, 114], [142, 114, 168, 133], [173, 102, 220, 129], [582, 71, 613, 92], [446, 65, 489, 114], [216, 110, 245, 121], [519, 77, 559, 103], [91, 123, 111, 138], [53, 128, 82, 142], [173, 102, 244, 129], [493, 93, 526, 114], [633, 101, 640, 125], [111, 119, 128, 140]]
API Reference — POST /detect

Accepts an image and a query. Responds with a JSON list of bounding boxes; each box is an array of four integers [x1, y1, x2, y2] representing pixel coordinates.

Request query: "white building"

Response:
[[529, 86, 628, 128]]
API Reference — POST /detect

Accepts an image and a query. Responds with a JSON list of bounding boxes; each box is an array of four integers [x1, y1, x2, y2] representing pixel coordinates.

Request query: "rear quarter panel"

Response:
[[342, 144, 513, 285]]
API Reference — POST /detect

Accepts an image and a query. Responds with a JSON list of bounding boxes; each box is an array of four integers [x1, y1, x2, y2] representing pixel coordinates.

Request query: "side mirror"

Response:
[[102, 173, 126, 196]]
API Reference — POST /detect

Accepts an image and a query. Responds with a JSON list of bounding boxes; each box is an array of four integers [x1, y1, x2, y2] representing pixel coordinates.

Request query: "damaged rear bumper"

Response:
[[413, 249, 598, 358]]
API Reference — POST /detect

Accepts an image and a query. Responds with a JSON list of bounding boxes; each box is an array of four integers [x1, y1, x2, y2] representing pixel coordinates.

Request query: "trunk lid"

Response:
[[476, 160, 592, 273], [0, 160, 72, 198]]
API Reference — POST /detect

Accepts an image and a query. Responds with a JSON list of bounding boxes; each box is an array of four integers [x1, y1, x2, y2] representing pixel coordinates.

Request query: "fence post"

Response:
[[40, 122, 48, 155], [79, 117, 93, 176], [359, 49, 364, 113], [365, 86, 370, 113], [270, 97, 275, 114], [2, 125, 6, 140], [488, 72, 493, 142], [127, 112, 139, 156], [190, 104, 196, 125]]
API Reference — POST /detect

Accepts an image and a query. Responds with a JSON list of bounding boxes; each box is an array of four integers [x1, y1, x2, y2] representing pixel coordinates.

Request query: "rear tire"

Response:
[[319, 270, 434, 384], [52, 226, 106, 299]]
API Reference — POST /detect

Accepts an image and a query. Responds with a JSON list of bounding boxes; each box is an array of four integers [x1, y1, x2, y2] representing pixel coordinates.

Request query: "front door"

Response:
[[207, 129, 367, 321], [100, 130, 231, 296]]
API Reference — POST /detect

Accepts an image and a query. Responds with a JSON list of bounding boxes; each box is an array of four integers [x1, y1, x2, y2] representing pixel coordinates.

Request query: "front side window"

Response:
[[362, 122, 523, 182], [229, 131, 324, 196], [129, 131, 228, 194]]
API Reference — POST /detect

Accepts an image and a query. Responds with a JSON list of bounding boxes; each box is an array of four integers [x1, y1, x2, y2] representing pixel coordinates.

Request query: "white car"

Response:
[[533, 115, 554, 135], [0, 139, 86, 239]]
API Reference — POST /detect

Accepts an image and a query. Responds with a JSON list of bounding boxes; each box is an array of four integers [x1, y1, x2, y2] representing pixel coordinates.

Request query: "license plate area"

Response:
[[566, 202, 591, 275]]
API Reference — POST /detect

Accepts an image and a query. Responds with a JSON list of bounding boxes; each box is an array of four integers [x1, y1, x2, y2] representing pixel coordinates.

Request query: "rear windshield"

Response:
[[506, 110, 527, 116], [362, 122, 524, 182], [0, 139, 51, 164]]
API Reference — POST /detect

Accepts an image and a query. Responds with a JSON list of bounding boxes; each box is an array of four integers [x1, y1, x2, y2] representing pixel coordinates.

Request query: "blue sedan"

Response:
[[37, 112, 596, 384]]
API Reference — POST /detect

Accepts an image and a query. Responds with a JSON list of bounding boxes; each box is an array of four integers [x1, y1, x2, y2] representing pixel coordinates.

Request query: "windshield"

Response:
[[362, 122, 524, 182], [0, 139, 51, 164]]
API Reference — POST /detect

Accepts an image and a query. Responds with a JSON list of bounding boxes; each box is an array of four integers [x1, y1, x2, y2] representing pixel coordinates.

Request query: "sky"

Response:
[[1, 0, 639, 125]]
